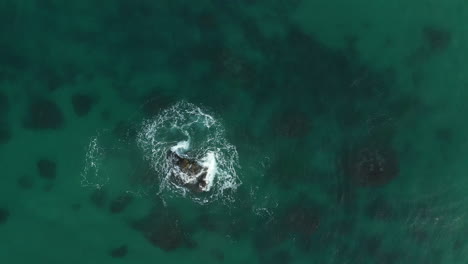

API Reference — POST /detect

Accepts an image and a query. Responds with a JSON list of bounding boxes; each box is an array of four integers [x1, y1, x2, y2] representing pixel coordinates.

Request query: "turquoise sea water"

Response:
[[1, 1, 468, 263]]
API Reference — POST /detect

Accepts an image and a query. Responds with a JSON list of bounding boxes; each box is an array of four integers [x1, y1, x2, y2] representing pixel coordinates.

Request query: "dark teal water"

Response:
[[1, 1, 467, 263]]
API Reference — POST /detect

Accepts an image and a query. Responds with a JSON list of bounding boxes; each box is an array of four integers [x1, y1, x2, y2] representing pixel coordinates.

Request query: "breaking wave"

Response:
[[81, 101, 241, 204]]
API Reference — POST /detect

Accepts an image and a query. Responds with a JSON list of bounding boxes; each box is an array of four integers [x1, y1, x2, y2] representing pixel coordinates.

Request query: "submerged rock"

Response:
[[167, 150, 208, 193]]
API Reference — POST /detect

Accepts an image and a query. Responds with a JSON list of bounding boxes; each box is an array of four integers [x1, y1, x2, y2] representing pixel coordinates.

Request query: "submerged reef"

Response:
[[254, 197, 320, 251], [341, 139, 399, 187], [109, 193, 134, 214], [23, 98, 64, 130], [131, 206, 195, 252], [71, 93, 97, 117]]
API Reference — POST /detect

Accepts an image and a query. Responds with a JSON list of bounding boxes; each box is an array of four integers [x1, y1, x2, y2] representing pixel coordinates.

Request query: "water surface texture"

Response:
[[1, 1, 468, 263]]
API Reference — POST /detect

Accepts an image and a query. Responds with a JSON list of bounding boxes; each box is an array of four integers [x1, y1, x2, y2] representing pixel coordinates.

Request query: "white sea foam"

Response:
[[82, 101, 240, 204], [137, 101, 241, 204], [170, 140, 190, 154], [199, 151, 217, 191]]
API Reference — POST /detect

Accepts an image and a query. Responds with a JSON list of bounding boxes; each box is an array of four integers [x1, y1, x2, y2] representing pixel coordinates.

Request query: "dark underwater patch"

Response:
[[71, 93, 97, 117], [272, 108, 311, 138], [140, 91, 173, 118], [23, 98, 64, 130], [131, 207, 195, 252], [0, 43, 27, 70], [37, 159, 57, 180], [90, 188, 108, 209], [422, 26, 451, 53], [254, 198, 320, 252], [0, 124, 11, 144], [0, 91, 8, 116], [209, 248, 225, 262], [113, 120, 138, 140], [407, 26, 452, 64], [17, 175, 34, 189], [109, 193, 133, 214], [109, 245, 128, 258], [365, 197, 397, 220], [265, 149, 314, 187], [37, 67, 67, 92], [340, 137, 399, 187], [259, 250, 292, 264], [0, 207, 9, 224]]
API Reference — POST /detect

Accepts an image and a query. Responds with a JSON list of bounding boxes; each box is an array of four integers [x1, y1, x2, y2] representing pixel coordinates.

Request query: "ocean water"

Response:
[[1, 0, 468, 263]]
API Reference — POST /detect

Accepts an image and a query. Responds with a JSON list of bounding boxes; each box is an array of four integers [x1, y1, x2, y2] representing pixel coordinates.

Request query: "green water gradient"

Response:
[[1, 0, 468, 263]]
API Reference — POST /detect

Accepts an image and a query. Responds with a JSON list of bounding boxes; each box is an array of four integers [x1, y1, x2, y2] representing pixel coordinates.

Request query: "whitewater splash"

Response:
[[137, 101, 241, 203], [81, 101, 241, 204]]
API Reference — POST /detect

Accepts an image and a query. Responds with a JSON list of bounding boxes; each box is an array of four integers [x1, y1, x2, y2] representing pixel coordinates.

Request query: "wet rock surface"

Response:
[[167, 150, 208, 193]]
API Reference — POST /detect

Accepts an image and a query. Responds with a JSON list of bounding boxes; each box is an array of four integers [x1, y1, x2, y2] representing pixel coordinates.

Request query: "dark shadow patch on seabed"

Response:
[[109, 192, 134, 214], [407, 25, 452, 65], [0, 91, 12, 144], [209, 248, 225, 262], [109, 244, 128, 258], [0, 124, 11, 145], [0, 207, 10, 225], [365, 196, 398, 221], [113, 120, 138, 141], [258, 249, 292, 264], [89, 188, 108, 209], [130, 205, 196, 252], [196, 202, 252, 241], [253, 195, 320, 253], [35, 65, 78, 92], [0, 90, 9, 116], [71, 93, 98, 117], [340, 139, 399, 187], [23, 97, 65, 130], [37, 158, 57, 180], [17, 175, 34, 190], [270, 108, 312, 139], [139, 90, 174, 118]]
